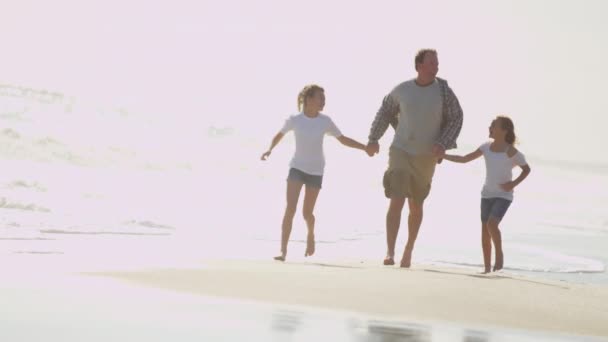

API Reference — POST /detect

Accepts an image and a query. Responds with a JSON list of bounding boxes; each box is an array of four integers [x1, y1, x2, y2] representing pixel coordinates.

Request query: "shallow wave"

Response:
[[0, 237, 55, 241], [539, 221, 608, 234], [251, 237, 364, 244], [0, 124, 187, 170], [124, 220, 175, 230], [0, 84, 64, 104], [431, 260, 605, 274], [40, 229, 170, 236], [0, 127, 88, 165], [14, 250, 63, 255], [0, 197, 50, 212], [429, 246, 605, 274], [4, 180, 47, 192], [1, 128, 21, 139], [35, 137, 62, 146]]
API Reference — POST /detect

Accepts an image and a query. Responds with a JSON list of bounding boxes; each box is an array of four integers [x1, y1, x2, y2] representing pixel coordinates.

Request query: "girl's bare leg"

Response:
[[302, 185, 321, 257], [274, 181, 303, 261], [487, 218, 503, 271], [481, 222, 492, 273]]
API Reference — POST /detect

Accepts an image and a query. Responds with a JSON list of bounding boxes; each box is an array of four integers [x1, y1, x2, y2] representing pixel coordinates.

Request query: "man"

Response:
[[366, 49, 463, 267]]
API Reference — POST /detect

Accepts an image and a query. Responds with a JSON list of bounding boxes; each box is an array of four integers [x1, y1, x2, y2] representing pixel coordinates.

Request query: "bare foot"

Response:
[[493, 252, 504, 272], [480, 269, 491, 274], [383, 256, 395, 266], [400, 249, 412, 268], [274, 251, 286, 262], [305, 234, 315, 257]]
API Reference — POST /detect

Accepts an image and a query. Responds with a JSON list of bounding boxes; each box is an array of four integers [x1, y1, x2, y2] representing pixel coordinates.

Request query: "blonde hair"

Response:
[[496, 115, 517, 145], [297, 84, 324, 111]]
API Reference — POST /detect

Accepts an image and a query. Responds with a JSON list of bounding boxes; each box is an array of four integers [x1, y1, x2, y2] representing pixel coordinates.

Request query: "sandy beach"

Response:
[[2, 255, 608, 341], [92, 259, 608, 338], [3, 1, 608, 341]]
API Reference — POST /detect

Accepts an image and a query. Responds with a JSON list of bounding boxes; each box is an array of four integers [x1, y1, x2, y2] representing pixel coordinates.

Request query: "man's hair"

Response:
[[414, 49, 437, 70]]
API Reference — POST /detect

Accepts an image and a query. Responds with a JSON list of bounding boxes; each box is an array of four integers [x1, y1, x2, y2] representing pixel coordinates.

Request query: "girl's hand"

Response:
[[500, 181, 515, 192], [432, 144, 445, 158], [261, 151, 271, 161]]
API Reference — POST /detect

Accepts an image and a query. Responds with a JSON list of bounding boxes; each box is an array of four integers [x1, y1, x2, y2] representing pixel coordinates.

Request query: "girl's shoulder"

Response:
[[506, 145, 520, 158], [318, 113, 336, 123], [286, 112, 305, 121], [478, 141, 492, 151]]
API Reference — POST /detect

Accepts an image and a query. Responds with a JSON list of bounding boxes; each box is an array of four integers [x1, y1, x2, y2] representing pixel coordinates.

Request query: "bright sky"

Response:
[[2, 0, 607, 164]]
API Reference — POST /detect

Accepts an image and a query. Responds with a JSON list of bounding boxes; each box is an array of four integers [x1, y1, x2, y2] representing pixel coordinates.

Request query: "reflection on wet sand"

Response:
[[365, 321, 430, 341], [265, 309, 599, 342]]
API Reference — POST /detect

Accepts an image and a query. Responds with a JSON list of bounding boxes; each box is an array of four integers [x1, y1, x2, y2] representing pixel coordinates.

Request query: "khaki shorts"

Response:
[[383, 147, 438, 203]]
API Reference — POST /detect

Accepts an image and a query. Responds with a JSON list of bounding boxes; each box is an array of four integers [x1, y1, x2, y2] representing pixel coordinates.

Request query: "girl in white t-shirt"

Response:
[[442, 116, 531, 273], [261, 84, 367, 261]]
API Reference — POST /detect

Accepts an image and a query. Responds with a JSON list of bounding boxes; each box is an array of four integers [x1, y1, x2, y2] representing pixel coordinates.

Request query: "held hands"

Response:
[[364, 143, 446, 160], [500, 181, 515, 192], [432, 144, 445, 158], [432, 144, 445, 164], [365, 143, 379, 157], [260, 151, 271, 161]]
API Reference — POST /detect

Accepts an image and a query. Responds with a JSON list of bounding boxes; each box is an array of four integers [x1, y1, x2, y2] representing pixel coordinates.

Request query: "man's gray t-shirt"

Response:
[[390, 79, 442, 155]]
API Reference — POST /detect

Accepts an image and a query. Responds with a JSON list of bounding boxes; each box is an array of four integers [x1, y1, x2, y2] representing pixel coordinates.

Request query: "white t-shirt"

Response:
[[280, 113, 342, 176], [479, 142, 528, 200]]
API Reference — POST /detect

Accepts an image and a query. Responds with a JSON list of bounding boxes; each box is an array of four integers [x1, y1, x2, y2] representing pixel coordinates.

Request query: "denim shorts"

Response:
[[287, 168, 323, 188], [481, 197, 512, 223]]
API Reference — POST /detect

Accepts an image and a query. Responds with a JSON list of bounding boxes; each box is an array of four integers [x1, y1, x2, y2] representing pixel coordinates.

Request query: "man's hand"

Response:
[[432, 144, 445, 158], [365, 143, 380, 157], [432, 144, 445, 164]]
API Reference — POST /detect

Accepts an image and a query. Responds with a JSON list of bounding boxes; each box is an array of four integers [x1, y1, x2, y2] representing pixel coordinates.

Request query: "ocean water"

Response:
[[1, 84, 607, 284]]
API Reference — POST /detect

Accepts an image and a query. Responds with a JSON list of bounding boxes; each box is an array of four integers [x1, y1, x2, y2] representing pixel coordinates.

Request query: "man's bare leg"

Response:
[[385, 196, 406, 265], [487, 218, 503, 271], [274, 181, 303, 261], [481, 222, 492, 273], [400, 199, 423, 268], [302, 185, 320, 257]]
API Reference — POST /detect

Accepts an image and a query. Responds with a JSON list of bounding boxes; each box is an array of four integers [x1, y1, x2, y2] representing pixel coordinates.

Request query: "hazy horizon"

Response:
[[1, 0, 607, 164]]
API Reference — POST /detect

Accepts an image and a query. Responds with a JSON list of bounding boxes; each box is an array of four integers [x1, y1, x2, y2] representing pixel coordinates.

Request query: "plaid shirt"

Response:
[[367, 77, 463, 150]]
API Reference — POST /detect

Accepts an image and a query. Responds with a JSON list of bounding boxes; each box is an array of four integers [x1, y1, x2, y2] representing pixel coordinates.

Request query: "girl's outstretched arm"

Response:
[[261, 132, 285, 160], [336, 135, 366, 151], [443, 149, 482, 163]]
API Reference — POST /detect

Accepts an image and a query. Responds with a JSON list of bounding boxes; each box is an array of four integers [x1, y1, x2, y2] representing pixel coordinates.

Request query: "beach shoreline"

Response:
[[91, 259, 608, 338], [2, 256, 608, 341]]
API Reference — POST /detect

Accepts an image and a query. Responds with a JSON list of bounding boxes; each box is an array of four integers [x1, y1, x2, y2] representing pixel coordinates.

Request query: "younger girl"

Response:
[[261, 84, 367, 261], [442, 116, 531, 273]]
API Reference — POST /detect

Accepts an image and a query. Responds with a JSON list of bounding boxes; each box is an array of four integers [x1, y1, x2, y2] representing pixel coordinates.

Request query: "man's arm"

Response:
[[368, 94, 399, 145], [435, 80, 463, 150]]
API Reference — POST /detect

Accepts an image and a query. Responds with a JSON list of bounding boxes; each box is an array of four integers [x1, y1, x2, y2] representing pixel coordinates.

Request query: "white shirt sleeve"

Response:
[[513, 151, 527, 166], [478, 142, 490, 154], [280, 116, 294, 134], [325, 117, 342, 137]]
